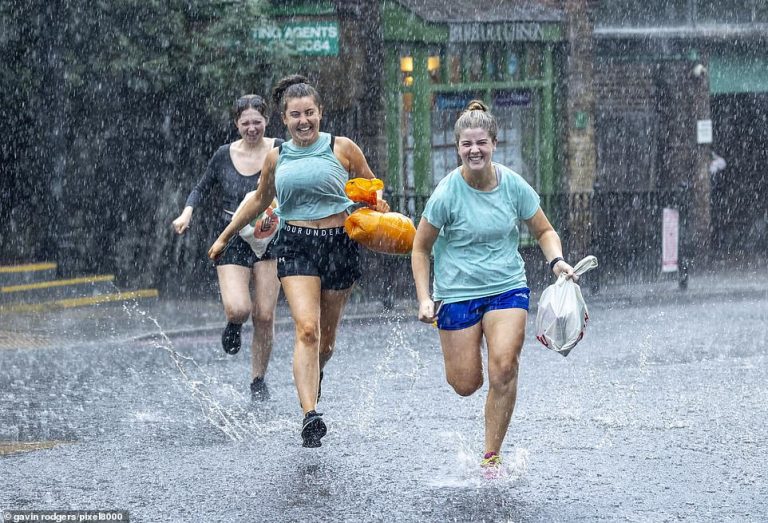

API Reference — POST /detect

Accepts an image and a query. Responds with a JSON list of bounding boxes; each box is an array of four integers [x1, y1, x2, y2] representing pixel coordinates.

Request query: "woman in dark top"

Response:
[[172, 94, 283, 400]]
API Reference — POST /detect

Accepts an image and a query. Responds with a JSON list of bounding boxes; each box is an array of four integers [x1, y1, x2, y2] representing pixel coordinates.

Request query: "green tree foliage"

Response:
[[0, 0, 284, 291]]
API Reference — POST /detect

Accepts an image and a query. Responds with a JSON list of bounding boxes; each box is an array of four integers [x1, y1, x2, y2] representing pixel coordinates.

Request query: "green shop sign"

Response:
[[254, 20, 339, 56]]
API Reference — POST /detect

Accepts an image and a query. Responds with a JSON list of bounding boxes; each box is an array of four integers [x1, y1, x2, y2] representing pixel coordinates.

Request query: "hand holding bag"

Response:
[[535, 255, 599, 357], [235, 191, 279, 258]]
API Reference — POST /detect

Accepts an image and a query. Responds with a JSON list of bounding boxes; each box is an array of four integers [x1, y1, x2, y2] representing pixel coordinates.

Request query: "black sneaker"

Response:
[[222, 322, 242, 355], [250, 377, 270, 401], [317, 371, 324, 403], [301, 410, 327, 448]]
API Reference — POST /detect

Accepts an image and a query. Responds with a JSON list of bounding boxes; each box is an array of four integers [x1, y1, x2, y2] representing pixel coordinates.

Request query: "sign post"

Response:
[[662, 207, 679, 273]]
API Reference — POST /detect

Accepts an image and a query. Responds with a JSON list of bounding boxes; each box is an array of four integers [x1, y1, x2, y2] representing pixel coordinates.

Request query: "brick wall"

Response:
[[593, 58, 659, 191], [594, 45, 712, 260]]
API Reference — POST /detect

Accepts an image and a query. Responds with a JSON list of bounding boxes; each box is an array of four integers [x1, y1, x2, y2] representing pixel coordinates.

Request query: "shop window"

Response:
[[486, 47, 506, 82], [491, 90, 540, 190], [428, 55, 441, 83], [525, 46, 542, 80], [466, 44, 484, 82], [431, 92, 482, 184], [435, 44, 542, 84], [448, 53, 462, 84], [402, 92, 413, 113], [506, 50, 521, 81]]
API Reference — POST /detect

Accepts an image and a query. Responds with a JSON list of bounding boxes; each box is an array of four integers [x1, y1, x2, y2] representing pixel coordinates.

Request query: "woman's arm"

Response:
[[334, 136, 374, 178], [173, 151, 221, 234], [208, 149, 279, 259], [335, 136, 389, 212], [525, 208, 577, 280], [411, 218, 441, 323], [172, 206, 194, 234]]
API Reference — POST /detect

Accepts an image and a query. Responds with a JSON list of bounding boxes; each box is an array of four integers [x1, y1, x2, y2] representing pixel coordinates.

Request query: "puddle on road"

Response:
[[425, 433, 531, 488]]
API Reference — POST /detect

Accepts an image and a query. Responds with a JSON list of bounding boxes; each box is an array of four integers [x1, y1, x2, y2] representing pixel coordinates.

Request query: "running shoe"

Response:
[[250, 377, 270, 401], [301, 410, 327, 448], [221, 322, 242, 355], [480, 452, 501, 469]]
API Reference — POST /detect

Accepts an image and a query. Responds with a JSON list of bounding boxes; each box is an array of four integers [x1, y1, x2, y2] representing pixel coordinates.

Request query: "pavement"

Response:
[[1, 266, 766, 351]]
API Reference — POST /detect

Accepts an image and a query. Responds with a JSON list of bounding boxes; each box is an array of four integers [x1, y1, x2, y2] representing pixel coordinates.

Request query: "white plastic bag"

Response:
[[235, 191, 280, 258], [535, 255, 599, 357]]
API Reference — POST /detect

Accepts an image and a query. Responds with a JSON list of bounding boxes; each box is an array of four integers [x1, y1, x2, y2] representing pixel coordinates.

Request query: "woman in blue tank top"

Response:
[[411, 100, 577, 474], [172, 94, 281, 401], [209, 75, 389, 448]]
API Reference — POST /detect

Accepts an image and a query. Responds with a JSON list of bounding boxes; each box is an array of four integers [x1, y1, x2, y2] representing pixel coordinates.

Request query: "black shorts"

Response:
[[272, 224, 361, 290], [215, 234, 275, 267]]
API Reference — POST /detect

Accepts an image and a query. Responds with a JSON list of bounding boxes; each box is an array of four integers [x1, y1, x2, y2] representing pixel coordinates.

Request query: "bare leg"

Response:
[[438, 323, 485, 397], [481, 308, 526, 455], [280, 276, 323, 414], [216, 265, 253, 324], [249, 259, 280, 379], [318, 287, 353, 371]]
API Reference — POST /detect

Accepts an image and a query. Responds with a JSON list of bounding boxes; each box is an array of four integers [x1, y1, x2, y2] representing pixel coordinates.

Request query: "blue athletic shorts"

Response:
[[435, 287, 530, 331]]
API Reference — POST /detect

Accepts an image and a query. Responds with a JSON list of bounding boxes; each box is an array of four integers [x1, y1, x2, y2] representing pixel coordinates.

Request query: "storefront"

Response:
[[381, 1, 566, 217], [594, 0, 768, 260], [708, 44, 768, 255]]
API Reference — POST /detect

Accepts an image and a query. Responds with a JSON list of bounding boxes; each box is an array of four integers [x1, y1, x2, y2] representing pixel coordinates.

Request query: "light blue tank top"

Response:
[[273, 133, 353, 221]]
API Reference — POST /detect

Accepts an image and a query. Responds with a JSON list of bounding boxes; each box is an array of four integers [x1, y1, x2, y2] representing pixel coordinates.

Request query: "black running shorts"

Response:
[[273, 224, 361, 290], [215, 233, 274, 267]]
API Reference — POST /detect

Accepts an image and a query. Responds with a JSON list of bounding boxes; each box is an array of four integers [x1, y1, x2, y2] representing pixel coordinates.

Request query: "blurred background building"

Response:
[[1, 0, 766, 300]]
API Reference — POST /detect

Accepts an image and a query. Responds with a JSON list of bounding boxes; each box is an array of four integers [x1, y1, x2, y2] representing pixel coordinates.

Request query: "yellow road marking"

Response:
[[0, 289, 159, 314], [2, 274, 115, 293], [0, 329, 51, 349], [0, 440, 71, 455], [0, 262, 57, 273]]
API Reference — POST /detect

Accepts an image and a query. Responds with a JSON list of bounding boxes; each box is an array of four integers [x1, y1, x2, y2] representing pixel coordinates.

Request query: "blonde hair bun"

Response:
[[465, 100, 488, 112], [454, 99, 497, 144]]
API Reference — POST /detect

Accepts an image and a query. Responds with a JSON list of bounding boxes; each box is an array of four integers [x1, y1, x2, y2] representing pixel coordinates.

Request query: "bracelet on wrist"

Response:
[[549, 256, 565, 270]]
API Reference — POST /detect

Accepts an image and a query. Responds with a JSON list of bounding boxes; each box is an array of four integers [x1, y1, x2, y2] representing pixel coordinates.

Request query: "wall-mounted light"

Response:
[[692, 63, 707, 78], [401, 56, 414, 87], [427, 56, 440, 72]]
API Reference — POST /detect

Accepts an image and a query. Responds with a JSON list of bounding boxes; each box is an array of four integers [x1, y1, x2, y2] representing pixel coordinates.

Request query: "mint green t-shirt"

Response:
[[421, 164, 540, 303]]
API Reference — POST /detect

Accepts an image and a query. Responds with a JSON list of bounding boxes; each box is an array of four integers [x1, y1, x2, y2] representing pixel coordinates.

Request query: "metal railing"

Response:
[[386, 188, 691, 293]]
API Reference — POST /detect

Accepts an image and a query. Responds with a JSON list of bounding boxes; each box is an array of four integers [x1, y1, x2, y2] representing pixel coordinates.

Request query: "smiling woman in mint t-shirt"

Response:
[[411, 100, 577, 474]]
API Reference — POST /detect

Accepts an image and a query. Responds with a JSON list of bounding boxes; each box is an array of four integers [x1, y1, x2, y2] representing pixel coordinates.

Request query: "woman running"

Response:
[[208, 75, 389, 448], [411, 100, 576, 472]]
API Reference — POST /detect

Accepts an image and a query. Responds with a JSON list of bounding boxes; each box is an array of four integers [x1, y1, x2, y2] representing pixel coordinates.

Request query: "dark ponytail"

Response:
[[272, 74, 322, 113]]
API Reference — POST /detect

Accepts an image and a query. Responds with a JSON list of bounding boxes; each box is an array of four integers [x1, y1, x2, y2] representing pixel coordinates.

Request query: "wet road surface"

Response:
[[1, 292, 767, 522]]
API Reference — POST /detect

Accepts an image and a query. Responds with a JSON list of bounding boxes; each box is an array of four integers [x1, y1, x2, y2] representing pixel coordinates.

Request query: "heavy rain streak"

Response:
[[1, 1, 766, 522]]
